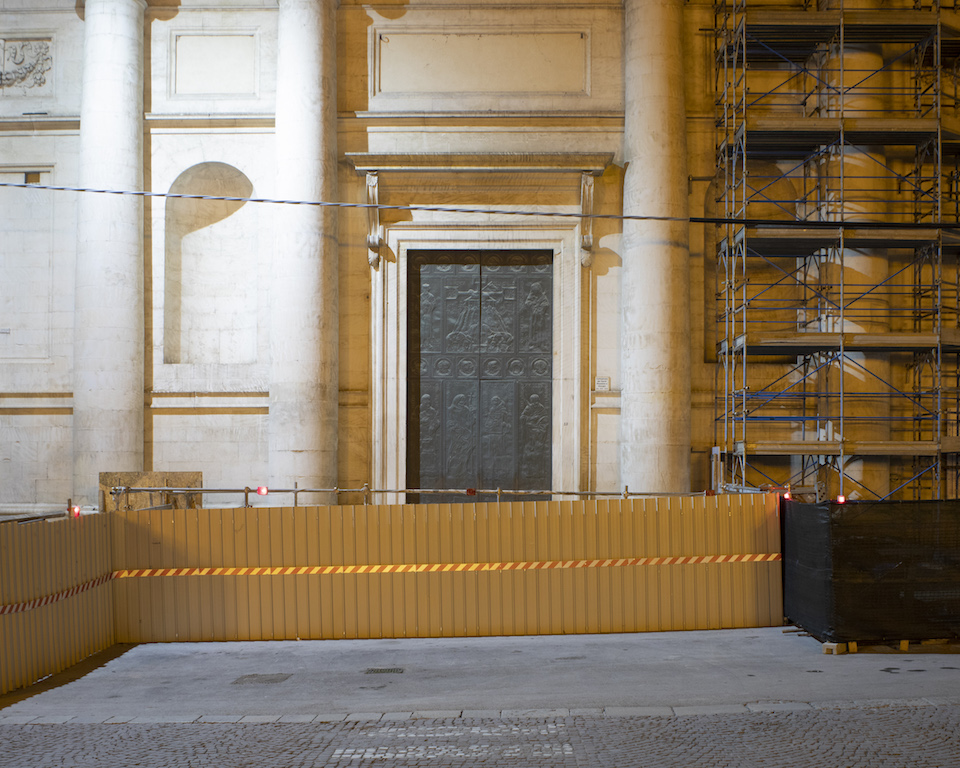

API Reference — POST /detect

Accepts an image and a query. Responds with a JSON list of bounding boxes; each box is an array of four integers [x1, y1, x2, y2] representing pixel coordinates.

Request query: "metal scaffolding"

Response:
[[714, 0, 960, 501]]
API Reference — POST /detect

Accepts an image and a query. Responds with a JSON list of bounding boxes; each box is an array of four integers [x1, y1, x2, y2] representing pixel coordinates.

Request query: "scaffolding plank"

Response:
[[844, 118, 940, 145], [737, 440, 941, 457], [736, 440, 841, 456], [845, 442, 940, 457], [734, 331, 956, 355], [842, 11, 940, 42], [739, 227, 838, 256], [742, 116, 939, 149], [843, 228, 941, 248], [737, 226, 940, 255], [743, 8, 938, 42]]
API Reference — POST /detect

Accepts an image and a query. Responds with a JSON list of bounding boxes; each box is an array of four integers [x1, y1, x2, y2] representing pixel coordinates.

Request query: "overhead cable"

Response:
[[2, 180, 959, 230]]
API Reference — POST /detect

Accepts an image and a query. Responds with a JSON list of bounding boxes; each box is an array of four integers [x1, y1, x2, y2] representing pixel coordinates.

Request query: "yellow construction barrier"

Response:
[[0, 514, 114, 696], [1, 494, 782, 694]]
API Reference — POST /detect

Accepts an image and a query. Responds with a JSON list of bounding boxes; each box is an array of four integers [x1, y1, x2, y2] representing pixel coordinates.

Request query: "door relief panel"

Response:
[[408, 250, 552, 500]]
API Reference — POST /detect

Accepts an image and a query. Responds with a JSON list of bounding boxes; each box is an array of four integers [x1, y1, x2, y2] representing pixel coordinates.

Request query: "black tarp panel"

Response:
[[782, 499, 960, 643]]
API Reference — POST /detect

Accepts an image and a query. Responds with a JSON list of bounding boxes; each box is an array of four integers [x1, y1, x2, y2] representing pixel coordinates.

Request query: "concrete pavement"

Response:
[[2, 628, 960, 766]]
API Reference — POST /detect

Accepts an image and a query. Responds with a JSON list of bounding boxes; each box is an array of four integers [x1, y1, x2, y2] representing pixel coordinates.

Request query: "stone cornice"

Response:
[[0, 116, 79, 131], [144, 113, 275, 128], [345, 152, 614, 174]]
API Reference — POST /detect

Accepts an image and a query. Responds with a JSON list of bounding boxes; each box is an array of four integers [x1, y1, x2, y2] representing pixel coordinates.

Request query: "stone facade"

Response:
[[0, 0, 718, 507]]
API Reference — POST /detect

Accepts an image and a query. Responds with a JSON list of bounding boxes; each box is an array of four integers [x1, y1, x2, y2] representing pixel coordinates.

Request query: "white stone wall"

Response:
[[0, 171, 73, 501], [0, 0, 82, 504], [0, 0, 724, 505], [145, 5, 278, 495]]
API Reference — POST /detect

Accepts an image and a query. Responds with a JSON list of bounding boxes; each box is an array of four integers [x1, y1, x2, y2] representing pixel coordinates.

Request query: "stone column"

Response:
[[620, 0, 692, 492], [73, 0, 146, 504], [270, 0, 339, 492]]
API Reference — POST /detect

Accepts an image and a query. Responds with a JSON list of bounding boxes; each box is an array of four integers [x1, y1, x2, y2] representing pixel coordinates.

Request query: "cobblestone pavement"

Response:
[[3, 703, 960, 768]]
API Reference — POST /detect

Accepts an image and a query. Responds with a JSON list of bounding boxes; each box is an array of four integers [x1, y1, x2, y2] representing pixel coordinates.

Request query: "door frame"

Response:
[[371, 223, 583, 503]]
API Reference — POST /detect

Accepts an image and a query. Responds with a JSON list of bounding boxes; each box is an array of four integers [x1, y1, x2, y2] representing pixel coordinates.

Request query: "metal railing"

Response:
[[108, 485, 714, 511]]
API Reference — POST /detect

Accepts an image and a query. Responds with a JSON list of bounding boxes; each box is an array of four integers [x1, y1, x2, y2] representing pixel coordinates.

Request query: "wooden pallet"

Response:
[[822, 638, 955, 655]]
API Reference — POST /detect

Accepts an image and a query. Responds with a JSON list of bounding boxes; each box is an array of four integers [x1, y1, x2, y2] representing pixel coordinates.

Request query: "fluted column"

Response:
[[270, 0, 339, 492], [620, 0, 692, 492], [73, 0, 146, 504]]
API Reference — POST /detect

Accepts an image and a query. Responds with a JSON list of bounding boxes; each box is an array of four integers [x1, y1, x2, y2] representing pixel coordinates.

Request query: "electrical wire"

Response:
[[3, 179, 960, 229]]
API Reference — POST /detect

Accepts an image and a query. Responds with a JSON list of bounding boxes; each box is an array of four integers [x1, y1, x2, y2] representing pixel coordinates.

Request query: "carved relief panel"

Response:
[[408, 251, 553, 501], [0, 39, 52, 96]]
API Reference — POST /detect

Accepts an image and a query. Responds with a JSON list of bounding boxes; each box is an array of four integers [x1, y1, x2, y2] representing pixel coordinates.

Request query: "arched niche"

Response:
[[163, 162, 257, 364]]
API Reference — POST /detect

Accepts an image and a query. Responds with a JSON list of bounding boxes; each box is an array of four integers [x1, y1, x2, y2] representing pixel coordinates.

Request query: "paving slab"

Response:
[[673, 704, 750, 716], [128, 715, 200, 723], [459, 709, 501, 719], [569, 707, 604, 716], [27, 715, 74, 724], [746, 701, 813, 712], [411, 709, 463, 719], [197, 714, 243, 723], [276, 714, 317, 723], [499, 708, 568, 718], [64, 714, 121, 724], [604, 706, 674, 717]]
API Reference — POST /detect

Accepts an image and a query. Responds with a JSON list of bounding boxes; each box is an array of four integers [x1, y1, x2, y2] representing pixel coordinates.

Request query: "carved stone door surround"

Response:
[[372, 225, 583, 504], [352, 152, 611, 504]]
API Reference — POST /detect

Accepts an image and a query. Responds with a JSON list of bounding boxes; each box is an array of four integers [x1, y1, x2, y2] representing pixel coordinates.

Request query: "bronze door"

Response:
[[408, 250, 552, 500]]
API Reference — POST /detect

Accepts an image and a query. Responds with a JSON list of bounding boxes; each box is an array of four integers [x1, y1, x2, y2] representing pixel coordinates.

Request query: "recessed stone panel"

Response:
[[174, 34, 257, 96], [377, 31, 587, 96]]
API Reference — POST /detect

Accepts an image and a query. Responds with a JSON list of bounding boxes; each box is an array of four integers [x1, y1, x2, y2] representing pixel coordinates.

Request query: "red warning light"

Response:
[[256, 486, 269, 496], [783, 491, 792, 500], [70, 505, 81, 518], [836, 495, 846, 504]]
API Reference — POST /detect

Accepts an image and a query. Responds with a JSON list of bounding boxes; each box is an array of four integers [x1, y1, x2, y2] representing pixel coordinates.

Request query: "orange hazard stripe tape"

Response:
[[1, 554, 781, 615], [113, 553, 782, 579]]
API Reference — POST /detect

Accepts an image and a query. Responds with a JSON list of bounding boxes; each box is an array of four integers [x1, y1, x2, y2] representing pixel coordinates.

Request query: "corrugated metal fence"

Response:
[[0, 514, 114, 696], [1, 494, 782, 694]]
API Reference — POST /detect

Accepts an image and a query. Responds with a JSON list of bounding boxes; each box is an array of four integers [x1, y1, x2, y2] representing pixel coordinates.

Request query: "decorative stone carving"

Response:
[[580, 171, 595, 266], [0, 39, 52, 90], [365, 172, 382, 268]]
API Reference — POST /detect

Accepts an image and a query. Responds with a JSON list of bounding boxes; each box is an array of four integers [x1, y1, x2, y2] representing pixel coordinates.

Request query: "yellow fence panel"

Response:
[[110, 494, 783, 643], [1, 494, 783, 693], [0, 515, 114, 696]]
